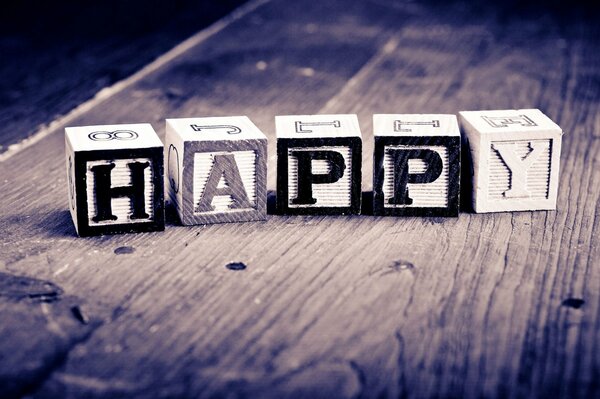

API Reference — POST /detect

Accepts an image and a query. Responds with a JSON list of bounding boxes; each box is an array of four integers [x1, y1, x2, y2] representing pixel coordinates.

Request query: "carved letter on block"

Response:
[[459, 109, 563, 213], [373, 114, 461, 217], [276, 114, 362, 215], [165, 116, 267, 225], [65, 124, 165, 236]]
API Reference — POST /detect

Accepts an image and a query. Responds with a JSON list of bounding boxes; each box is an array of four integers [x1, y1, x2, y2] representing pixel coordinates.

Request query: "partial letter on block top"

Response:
[[459, 109, 563, 213], [276, 114, 362, 215], [65, 123, 165, 236], [165, 116, 267, 225], [373, 114, 461, 217]]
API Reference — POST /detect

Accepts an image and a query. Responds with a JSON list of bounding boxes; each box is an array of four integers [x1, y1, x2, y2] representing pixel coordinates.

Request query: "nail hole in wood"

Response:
[[562, 298, 585, 309], [114, 246, 135, 255], [390, 260, 414, 271], [226, 262, 247, 271]]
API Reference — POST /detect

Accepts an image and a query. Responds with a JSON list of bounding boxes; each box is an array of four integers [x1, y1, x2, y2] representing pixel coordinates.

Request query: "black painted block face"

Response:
[[277, 137, 362, 215], [65, 123, 165, 237], [71, 147, 165, 236], [373, 135, 460, 217]]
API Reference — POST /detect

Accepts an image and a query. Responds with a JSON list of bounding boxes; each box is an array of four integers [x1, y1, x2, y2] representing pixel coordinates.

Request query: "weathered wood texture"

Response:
[[0, 0, 599, 398], [0, 0, 246, 153]]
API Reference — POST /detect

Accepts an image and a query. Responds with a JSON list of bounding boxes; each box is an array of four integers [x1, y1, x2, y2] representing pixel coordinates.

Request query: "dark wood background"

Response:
[[0, 0, 599, 398]]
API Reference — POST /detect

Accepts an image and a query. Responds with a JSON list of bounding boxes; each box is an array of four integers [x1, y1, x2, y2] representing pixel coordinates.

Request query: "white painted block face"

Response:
[[459, 109, 563, 213], [287, 146, 352, 207], [276, 114, 362, 138], [193, 151, 257, 214], [85, 158, 155, 226], [374, 114, 460, 137], [488, 139, 552, 201], [165, 135, 184, 215], [165, 116, 268, 225], [65, 123, 162, 152], [65, 138, 78, 232], [382, 146, 449, 208], [166, 116, 265, 141]]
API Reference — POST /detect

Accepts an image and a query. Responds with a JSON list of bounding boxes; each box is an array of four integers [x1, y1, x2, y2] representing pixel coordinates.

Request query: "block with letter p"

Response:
[[373, 114, 461, 217], [276, 114, 362, 215], [65, 123, 165, 236], [459, 109, 563, 212], [165, 116, 267, 225]]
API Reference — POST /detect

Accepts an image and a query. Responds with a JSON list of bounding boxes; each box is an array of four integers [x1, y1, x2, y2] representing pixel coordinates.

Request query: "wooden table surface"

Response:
[[1, 0, 599, 398]]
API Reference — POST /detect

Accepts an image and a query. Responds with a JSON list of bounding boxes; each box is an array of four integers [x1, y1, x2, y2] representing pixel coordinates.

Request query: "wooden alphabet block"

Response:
[[276, 114, 362, 215], [65, 123, 165, 236], [372, 114, 461, 217], [459, 109, 563, 212], [165, 116, 267, 225]]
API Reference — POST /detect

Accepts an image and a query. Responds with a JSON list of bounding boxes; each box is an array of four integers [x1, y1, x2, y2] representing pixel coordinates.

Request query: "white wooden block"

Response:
[[276, 114, 362, 215], [459, 109, 563, 213], [165, 116, 267, 225], [65, 123, 164, 236]]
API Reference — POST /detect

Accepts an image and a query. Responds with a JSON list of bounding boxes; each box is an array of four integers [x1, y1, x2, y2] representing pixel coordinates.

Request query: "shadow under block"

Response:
[[459, 109, 563, 213], [276, 114, 362, 215], [165, 116, 267, 225], [372, 114, 461, 217], [65, 123, 165, 237]]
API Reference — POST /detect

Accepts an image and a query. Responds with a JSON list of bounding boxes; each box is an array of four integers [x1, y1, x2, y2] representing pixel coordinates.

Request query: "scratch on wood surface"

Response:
[[0, 271, 63, 302], [54, 372, 140, 392]]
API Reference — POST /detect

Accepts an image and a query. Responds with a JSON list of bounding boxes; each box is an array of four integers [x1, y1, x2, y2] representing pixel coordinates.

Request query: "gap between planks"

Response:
[[0, 0, 272, 164]]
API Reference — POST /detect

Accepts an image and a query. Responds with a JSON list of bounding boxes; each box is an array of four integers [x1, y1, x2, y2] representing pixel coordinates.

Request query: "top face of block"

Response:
[[166, 116, 266, 142], [276, 114, 361, 139], [65, 123, 162, 152], [459, 109, 562, 136], [373, 114, 460, 137]]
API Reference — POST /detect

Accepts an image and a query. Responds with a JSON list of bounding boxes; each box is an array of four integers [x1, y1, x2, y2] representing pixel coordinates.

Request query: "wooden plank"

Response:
[[0, 0, 248, 154], [0, 1, 599, 398]]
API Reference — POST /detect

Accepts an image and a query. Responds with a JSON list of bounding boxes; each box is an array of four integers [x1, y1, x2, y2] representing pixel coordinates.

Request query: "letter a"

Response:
[[196, 153, 252, 212]]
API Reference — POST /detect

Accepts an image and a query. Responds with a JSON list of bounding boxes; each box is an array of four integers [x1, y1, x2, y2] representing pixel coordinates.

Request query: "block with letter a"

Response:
[[459, 109, 563, 212], [165, 116, 267, 225], [276, 114, 362, 215], [65, 123, 165, 236], [373, 114, 461, 217]]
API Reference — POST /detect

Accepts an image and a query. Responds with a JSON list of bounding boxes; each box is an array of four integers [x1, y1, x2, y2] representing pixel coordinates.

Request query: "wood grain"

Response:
[[0, 0, 247, 154], [0, 0, 599, 398]]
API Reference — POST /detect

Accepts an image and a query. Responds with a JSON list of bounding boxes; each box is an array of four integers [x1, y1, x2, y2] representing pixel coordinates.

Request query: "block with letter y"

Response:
[[459, 109, 563, 212], [165, 116, 267, 225], [276, 114, 362, 215], [372, 114, 461, 217], [65, 123, 165, 236]]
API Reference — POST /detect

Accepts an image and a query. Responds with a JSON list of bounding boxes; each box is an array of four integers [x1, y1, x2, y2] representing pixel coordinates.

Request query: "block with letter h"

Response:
[[165, 116, 267, 225], [459, 109, 563, 212], [373, 114, 461, 217], [276, 114, 362, 215], [65, 123, 165, 236]]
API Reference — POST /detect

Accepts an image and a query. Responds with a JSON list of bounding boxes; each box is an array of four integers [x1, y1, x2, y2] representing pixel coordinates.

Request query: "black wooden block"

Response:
[[65, 124, 165, 236], [373, 114, 460, 217], [276, 114, 362, 215]]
